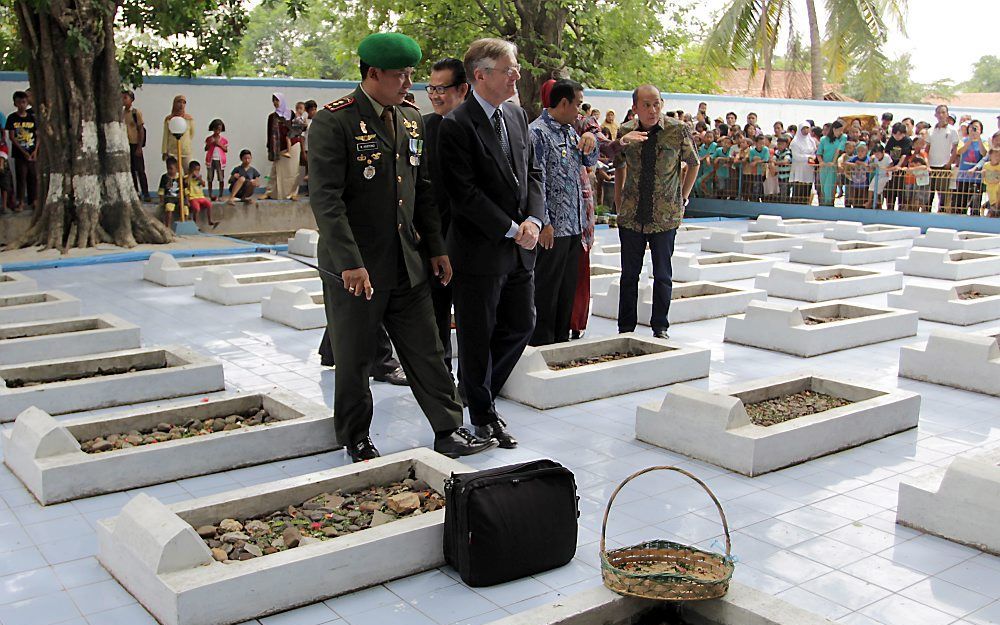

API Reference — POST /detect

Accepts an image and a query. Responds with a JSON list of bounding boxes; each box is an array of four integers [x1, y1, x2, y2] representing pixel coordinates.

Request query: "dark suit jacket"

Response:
[[423, 112, 451, 237], [308, 86, 444, 290], [438, 95, 544, 276]]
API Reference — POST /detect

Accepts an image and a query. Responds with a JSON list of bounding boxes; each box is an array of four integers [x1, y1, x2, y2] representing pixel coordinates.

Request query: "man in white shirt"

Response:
[[927, 104, 958, 210]]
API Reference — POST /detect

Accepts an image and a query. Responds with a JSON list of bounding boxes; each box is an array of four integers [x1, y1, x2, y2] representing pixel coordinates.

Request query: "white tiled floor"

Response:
[[1, 219, 999, 625]]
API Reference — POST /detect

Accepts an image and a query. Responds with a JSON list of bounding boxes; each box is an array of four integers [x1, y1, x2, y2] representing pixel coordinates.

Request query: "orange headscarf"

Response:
[[166, 94, 193, 121]]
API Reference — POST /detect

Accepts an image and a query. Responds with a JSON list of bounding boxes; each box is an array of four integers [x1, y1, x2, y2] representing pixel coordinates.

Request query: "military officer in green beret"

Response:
[[308, 32, 496, 462]]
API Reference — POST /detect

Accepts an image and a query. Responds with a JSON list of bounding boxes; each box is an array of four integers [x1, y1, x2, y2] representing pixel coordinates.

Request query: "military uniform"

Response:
[[613, 114, 698, 335], [308, 83, 462, 447]]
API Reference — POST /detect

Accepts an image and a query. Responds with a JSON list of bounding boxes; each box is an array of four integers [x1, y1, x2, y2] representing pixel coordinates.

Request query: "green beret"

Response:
[[358, 33, 422, 70]]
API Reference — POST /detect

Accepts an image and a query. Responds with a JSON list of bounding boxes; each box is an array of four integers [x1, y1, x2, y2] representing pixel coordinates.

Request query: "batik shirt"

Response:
[[529, 109, 599, 237], [613, 115, 699, 233]]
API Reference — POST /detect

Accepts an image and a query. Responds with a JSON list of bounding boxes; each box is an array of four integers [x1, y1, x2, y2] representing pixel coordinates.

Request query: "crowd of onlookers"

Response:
[[0, 89, 39, 215], [122, 90, 319, 229], [588, 103, 1000, 217]]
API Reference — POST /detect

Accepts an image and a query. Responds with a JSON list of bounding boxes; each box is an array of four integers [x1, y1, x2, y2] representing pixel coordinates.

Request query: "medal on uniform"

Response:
[[408, 138, 423, 166], [359, 120, 368, 134], [364, 165, 375, 179]]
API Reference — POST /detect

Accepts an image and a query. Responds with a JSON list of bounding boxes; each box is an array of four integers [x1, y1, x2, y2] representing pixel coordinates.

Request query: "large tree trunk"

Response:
[[513, 0, 568, 121], [12, 0, 172, 251], [804, 0, 824, 100]]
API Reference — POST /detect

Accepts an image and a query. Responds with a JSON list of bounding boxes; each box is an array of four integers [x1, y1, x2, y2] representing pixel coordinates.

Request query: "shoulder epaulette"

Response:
[[400, 99, 420, 110], [324, 96, 355, 112]]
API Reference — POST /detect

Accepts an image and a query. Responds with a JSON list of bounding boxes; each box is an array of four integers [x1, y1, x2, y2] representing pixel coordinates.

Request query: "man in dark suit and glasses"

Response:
[[438, 38, 545, 449]]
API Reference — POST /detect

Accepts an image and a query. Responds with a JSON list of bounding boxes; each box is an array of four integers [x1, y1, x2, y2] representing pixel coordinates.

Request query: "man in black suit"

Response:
[[438, 38, 545, 449], [423, 57, 470, 373]]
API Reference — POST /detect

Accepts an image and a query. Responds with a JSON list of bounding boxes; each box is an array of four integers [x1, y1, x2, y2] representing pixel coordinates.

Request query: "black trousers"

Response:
[[530, 234, 581, 346], [12, 156, 35, 207], [318, 325, 399, 376], [618, 227, 677, 333], [129, 144, 149, 198], [322, 278, 462, 446], [453, 266, 535, 426], [430, 282, 454, 371]]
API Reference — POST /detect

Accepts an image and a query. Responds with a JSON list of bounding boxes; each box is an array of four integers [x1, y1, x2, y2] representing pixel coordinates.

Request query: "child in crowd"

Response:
[[982, 149, 1000, 217], [6, 90, 37, 212], [845, 143, 871, 208], [747, 134, 770, 201], [713, 136, 732, 199], [158, 156, 182, 229], [204, 119, 228, 201], [228, 149, 261, 206], [186, 160, 217, 227], [868, 144, 893, 209], [288, 102, 309, 201], [906, 156, 931, 212], [772, 135, 792, 202], [733, 136, 751, 200], [696, 131, 717, 197]]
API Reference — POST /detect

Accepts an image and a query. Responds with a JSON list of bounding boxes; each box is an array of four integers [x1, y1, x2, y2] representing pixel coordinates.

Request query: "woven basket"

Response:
[[600, 466, 734, 601]]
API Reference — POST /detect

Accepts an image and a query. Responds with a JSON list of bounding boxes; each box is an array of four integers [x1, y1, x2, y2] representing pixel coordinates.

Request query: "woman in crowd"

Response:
[[601, 110, 620, 140], [262, 92, 300, 200], [161, 95, 195, 170], [954, 120, 988, 214], [816, 120, 846, 205], [789, 122, 817, 204]]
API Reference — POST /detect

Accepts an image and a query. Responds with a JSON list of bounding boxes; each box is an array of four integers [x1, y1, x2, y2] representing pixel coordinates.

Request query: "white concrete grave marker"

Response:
[[0, 290, 81, 324], [0, 314, 141, 366], [675, 223, 718, 244], [143, 252, 299, 287], [287, 229, 319, 257], [701, 230, 804, 255], [898, 329, 1000, 396], [747, 215, 829, 234], [2, 391, 337, 504], [789, 239, 907, 265], [913, 228, 1000, 251], [592, 280, 765, 324], [724, 300, 918, 357], [590, 242, 622, 267], [194, 267, 321, 305], [0, 271, 38, 296], [636, 374, 919, 476], [261, 285, 326, 330], [671, 252, 776, 282], [0, 345, 225, 421], [97, 448, 469, 625], [589, 264, 623, 296], [824, 220, 921, 242], [897, 446, 1000, 555], [887, 283, 1000, 325], [500, 332, 710, 409], [755, 264, 903, 302], [895, 248, 1000, 280]]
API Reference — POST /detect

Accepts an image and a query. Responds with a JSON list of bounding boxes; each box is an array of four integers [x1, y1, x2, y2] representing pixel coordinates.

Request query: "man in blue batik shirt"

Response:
[[528, 79, 598, 345]]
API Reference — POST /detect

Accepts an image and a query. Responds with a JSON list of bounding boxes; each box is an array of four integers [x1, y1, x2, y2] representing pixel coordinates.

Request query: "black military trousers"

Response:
[[318, 326, 400, 376], [322, 277, 463, 447], [530, 234, 581, 346], [429, 282, 454, 372]]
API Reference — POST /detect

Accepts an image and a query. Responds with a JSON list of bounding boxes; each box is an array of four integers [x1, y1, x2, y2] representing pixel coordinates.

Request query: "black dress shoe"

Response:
[[434, 428, 498, 458], [373, 366, 409, 386], [570, 330, 585, 340], [474, 418, 518, 449], [652, 329, 669, 339], [347, 437, 380, 462], [320, 358, 334, 367]]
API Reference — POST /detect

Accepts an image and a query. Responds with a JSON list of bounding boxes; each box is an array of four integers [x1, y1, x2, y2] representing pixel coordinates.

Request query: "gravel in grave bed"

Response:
[[744, 390, 853, 426], [548, 351, 645, 370], [79, 409, 280, 453], [803, 315, 849, 325], [196, 475, 445, 563], [957, 290, 992, 300], [4, 363, 168, 388], [814, 273, 846, 281]]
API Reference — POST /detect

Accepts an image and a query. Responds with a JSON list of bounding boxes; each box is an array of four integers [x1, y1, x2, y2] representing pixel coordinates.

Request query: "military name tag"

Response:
[[363, 165, 376, 179], [357, 141, 378, 153]]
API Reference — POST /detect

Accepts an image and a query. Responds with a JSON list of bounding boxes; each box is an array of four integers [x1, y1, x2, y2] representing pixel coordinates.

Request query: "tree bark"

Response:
[[12, 0, 172, 251], [513, 0, 568, 121], [805, 0, 824, 100]]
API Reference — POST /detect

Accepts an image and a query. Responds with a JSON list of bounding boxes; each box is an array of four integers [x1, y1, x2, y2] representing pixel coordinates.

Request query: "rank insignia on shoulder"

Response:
[[324, 96, 355, 112]]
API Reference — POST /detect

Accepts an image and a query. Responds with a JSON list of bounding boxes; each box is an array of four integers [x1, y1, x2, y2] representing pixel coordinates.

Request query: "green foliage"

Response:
[[843, 53, 955, 104], [0, 1, 26, 70], [961, 55, 1000, 93]]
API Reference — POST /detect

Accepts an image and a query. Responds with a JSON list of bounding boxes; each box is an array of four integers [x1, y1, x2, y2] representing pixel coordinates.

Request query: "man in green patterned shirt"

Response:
[[612, 84, 699, 339]]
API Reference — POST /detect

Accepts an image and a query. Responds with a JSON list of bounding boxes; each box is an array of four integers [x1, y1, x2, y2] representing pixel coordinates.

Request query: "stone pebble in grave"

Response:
[[78, 409, 280, 453]]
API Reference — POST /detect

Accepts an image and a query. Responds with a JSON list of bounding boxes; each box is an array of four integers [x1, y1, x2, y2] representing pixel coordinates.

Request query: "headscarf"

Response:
[[272, 92, 292, 121], [539, 79, 556, 110], [791, 121, 817, 154], [166, 94, 192, 122]]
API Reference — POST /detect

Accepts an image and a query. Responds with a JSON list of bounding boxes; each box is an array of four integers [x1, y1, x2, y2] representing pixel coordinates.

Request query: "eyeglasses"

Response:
[[485, 64, 521, 77], [425, 83, 461, 95]]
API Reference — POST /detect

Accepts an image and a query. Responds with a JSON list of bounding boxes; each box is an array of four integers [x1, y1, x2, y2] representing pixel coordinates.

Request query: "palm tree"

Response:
[[703, 0, 906, 101]]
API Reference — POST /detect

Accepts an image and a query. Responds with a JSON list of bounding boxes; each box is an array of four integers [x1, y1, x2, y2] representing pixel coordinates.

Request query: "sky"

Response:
[[696, 0, 999, 86]]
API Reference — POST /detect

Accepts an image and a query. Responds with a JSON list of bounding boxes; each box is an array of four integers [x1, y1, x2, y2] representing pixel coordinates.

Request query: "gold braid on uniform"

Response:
[[324, 96, 355, 112]]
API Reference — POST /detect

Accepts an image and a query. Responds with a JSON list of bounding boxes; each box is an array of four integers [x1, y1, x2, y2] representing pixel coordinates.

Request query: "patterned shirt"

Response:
[[529, 110, 599, 237], [613, 115, 698, 233]]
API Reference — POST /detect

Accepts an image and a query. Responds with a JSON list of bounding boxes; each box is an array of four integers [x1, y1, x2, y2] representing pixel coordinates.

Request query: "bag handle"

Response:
[[600, 465, 731, 557]]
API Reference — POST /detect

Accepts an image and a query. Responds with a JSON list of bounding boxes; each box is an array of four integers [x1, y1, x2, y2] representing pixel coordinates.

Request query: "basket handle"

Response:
[[599, 466, 731, 557]]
